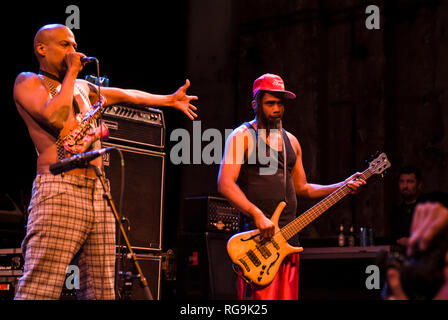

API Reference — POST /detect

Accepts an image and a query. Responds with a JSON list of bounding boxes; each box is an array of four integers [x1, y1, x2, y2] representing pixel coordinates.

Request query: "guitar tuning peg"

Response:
[[365, 150, 382, 164]]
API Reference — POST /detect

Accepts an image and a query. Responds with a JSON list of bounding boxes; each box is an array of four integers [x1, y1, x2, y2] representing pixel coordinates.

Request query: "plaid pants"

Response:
[[15, 173, 116, 300]]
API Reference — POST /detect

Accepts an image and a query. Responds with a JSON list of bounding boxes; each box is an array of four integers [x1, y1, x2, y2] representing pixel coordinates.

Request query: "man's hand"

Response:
[[408, 202, 448, 255], [386, 201, 448, 300], [64, 52, 86, 75], [253, 210, 275, 240], [171, 79, 198, 120], [344, 172, 367, 194], [396, 236, 409, 246]]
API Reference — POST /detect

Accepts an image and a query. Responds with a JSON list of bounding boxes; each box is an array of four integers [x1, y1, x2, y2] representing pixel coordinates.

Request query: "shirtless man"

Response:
[[13, 24, 198, 299]]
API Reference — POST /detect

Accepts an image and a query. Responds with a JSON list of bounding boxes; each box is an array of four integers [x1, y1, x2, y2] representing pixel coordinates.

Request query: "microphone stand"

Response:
[[89, 164, 154, 300], [88, 57, 153, 299], [81, 57, 152, 299]]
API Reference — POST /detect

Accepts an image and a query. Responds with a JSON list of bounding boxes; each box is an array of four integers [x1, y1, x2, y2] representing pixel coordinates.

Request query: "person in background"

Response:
[[388, 166, 423, 246]]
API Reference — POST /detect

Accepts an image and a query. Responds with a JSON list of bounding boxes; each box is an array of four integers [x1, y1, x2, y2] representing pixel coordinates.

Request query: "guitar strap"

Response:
[[277, 119, 287, 204], [282, 129, 287, 204], [239, 123, 289, 299]]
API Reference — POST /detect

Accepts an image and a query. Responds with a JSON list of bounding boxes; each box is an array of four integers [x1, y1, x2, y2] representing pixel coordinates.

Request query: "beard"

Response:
[[400, 188, 419, 203], [256, 106, 282, 131]]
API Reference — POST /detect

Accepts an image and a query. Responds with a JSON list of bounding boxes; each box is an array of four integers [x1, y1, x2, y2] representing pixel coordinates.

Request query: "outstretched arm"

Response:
[[86, 79, 198, 120]]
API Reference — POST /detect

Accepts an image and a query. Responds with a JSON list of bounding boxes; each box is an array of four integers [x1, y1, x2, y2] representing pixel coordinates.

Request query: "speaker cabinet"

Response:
[[102, 142, 165, 251], [176, 232, 237, 299], [0, 277, 20, 300], [116, 253, 162, 300]]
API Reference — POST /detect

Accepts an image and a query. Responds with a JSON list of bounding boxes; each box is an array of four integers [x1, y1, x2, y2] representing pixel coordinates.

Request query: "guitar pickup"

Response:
[[246, 250, 261, 267], [271, 239, 280, 250], [256, 244, 272, 259], [238, 258, 250, 272]]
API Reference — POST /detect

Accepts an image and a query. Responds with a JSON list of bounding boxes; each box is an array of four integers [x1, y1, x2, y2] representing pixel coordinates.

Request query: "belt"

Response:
[[61, 167, 98, 179]]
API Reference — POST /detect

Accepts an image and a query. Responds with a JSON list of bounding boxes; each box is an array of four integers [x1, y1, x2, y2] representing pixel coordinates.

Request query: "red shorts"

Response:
[[237, 253, 300, 300]]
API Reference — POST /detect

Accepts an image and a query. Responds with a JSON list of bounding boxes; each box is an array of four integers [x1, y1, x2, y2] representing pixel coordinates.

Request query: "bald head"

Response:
[[33, 24, 78, 75], [34, 24, 73, 58]]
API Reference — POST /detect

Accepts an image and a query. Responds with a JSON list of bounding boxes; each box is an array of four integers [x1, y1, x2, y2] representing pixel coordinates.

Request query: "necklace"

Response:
[[38, 69, 63, 83]]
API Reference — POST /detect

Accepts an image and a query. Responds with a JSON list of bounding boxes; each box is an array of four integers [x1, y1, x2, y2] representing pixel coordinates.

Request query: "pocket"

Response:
[[32, 181, 68, 207]]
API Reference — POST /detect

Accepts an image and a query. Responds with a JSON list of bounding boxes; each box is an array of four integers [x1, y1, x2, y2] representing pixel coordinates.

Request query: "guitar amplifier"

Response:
[[0, 248, 23, 277], [181, 196, 241, 234], [115, 252, 162, 300], [102, 105, 165, 150], [176, 232, 237, 299], [0, 248, 23, 300]]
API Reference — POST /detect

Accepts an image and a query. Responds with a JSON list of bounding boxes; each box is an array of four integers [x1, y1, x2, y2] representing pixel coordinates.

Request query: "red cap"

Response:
[[252, 73, 296, 99]]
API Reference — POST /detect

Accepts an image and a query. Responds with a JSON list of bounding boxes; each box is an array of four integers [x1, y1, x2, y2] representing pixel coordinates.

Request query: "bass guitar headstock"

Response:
[[368, 152, 391, 176]]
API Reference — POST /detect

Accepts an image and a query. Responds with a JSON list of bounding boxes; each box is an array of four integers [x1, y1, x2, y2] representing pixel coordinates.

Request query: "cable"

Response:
[[90, 57, 107, 300], [116, 148, 125, 219], [113, 146, 126, 299], [89, 60, 128, 299]]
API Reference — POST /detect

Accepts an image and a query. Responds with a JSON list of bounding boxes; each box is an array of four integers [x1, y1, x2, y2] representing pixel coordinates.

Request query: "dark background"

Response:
[[1, 0, 447, 251]]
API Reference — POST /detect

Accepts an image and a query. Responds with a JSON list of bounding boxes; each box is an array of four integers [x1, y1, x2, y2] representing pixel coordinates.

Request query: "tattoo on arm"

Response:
[[49, 105, 70, 128]]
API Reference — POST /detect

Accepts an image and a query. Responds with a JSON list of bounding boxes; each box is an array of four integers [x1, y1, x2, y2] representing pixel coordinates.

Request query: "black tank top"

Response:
[[237, 122, 299, 245]]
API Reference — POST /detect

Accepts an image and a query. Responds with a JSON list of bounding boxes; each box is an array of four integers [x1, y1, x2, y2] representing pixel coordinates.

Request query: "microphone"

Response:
[[49, 147, 114, 175], [81, 56, 97, 64]]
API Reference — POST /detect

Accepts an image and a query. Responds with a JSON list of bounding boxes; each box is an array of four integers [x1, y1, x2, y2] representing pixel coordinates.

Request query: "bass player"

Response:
[[217, 73, 365, 300]]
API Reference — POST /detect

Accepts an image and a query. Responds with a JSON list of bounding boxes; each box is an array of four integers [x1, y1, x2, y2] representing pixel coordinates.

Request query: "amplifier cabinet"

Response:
[[181, 196, 240, 234], [0, 248, 22, 300], [0, 248, 23, 276], [176, 232, 237, 299], [102, 142, 165, 251], [102, 105, 165, 150], [116, 253, 162, 300], [0, 276, 20, 300]]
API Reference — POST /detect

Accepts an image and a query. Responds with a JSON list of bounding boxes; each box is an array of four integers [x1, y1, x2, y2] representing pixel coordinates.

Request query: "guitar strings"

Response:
[[236, 168, 380, 269], [236, 171, 374, 266]]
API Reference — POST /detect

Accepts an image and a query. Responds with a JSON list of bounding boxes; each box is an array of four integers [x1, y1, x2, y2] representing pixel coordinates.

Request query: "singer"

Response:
[[13, 24, 198, 300], [217, 73, 365, 300]]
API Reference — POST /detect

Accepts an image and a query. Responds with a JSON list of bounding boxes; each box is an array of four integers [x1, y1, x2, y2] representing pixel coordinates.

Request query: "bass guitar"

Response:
[[227, 152, 391, 286]]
